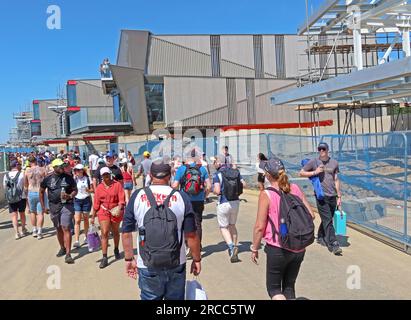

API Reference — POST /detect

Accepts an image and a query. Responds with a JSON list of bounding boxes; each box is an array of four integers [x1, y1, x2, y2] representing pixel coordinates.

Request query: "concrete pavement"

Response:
[[0, 190, 411, 300]]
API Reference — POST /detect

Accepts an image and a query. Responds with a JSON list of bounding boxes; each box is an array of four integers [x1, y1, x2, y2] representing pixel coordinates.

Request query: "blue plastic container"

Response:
[[334, 210, 347, 236]]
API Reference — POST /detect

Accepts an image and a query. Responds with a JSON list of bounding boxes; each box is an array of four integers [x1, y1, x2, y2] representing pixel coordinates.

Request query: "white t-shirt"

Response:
[[3, 170, 26, 199], [123, 185, 196, 269], [118, 152, 126, 160], [89, 154, 99, 171], [75, 176, 91, 200]]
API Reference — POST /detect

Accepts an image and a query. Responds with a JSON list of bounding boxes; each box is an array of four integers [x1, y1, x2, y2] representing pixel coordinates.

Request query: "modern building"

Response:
[[108, 30, 382, 136], [67, 79, 132, 135]]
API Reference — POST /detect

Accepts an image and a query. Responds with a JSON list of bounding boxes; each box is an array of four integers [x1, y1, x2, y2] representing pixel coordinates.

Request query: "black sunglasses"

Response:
[[318, 148, 328, 152]]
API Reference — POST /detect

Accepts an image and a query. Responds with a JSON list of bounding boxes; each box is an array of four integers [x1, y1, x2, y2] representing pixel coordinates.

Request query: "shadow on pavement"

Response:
[[203, 213, 216, 220], [336, 235, 351, 247], [202, 241, 252, 259], [0, 221, 13, 230]]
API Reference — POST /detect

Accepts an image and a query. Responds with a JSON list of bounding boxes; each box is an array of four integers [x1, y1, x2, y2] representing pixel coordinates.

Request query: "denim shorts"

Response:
[[124, 182, 134, 190], [74, 197, 92, 213], [28, 191, 49, 214], [138, 264, 186, 300]]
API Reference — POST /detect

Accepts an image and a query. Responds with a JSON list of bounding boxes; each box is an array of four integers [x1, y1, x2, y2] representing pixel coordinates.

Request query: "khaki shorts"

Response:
[[216, 200, 240, 228]]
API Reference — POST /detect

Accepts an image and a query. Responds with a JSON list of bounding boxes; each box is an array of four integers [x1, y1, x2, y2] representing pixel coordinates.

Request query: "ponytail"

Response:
[[278, 170, 291, 193]]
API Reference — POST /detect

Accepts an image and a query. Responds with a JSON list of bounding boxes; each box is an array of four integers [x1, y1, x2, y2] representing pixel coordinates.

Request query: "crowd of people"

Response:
[[3, 142, 343, 300]]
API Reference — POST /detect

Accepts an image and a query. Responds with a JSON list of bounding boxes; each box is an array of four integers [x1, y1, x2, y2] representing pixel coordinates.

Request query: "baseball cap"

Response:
[[106, 152, 114, 158], [51, 158, 66, 168], [150, 159, 171, 179], [100, 167, 112, 176], [143, 151, 151, 157], [74, 164, 84, 170], [259, 157, 285, 177], [318, 142, 329, 151]]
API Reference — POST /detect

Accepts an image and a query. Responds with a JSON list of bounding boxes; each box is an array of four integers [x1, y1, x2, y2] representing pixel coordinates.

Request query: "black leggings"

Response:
[[265, 244, 305, 299]]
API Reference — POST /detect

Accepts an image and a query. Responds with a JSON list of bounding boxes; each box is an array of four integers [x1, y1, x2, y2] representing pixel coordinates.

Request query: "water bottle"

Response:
[[280, 218, 288, 238], [61, 187, 66, 204], [139, 227, 146, 247]]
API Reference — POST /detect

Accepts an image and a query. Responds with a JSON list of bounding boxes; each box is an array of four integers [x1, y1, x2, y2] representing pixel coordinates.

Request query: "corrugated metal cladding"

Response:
[[220, 59, 255, 78], [226, 79, 237, 125], [164, 77, 227, 125], [236, 100, 248, 125], [148, 37, 212, 77], [76, 80, 113, 107], [246, 79, 256, 124], [275, 35, 286, 79], [39, 100, 62, 138], [253, 35, 264, 78], [181, 107, 229, 127], [210, 35, 221, 77]]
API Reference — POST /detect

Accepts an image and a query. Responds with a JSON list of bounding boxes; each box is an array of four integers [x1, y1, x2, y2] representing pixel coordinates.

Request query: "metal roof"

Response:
[[299, 0, 411, 35], [271, 56, 411, 105]]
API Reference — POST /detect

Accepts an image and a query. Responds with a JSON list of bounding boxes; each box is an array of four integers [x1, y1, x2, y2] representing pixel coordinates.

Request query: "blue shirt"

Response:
[[212, 168, 243, 204], [175, 163, 209, 202]]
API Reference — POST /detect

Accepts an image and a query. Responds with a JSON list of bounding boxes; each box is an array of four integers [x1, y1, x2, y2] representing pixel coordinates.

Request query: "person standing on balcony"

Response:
[[299, 142, 343, 256]]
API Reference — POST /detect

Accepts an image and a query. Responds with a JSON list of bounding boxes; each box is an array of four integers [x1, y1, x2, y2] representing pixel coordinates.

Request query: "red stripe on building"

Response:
[[221, 120, 333, 131], [33, 100, 39, 104], [67, 80, 77, 85], [31, 120, 41, 123], [67, 107, 81, 112], [83, 136, 116, 141], [44, 140, 69, 145]]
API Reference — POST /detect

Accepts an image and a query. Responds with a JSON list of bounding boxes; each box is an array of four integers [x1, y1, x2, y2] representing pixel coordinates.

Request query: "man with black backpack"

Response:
[[172, 151, 211, 255], [122, 159, 201, 300], [3, 160, 28, 240], [212, 155, 246, 263]]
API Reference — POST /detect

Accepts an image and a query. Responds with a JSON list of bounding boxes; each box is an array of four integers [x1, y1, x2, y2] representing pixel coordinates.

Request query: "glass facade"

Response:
[[67, 84, 77, 107], [145, 83, 165, 124], [31, 122, 41, 136], [33, 103, 40, 120]]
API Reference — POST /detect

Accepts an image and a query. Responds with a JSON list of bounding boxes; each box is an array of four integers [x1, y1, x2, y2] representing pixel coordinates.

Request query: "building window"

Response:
[[210, 35, 221, 77], [145, 83, 164, 124], [67, 84, 77, 107], [33, 102, 40, 120], [31, 122, 41, 136]]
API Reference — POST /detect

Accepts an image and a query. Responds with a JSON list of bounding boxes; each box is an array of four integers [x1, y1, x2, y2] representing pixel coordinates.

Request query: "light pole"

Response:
[[48, 105, 68, 137]]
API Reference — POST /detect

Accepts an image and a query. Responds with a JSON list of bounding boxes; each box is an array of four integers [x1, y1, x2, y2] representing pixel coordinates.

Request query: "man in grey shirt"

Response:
[[136, 151, 152, 187], [300, 142, 343, 256]]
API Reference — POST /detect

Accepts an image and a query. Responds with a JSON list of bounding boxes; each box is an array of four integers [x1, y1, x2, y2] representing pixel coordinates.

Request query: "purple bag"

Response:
[[87, 225, 101, 252]]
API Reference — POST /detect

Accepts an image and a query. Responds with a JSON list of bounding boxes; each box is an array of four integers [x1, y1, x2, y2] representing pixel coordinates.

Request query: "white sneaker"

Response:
[[15, 233, 21, 240], [73, 241, 81, 249], [32, 229, 38, 238], [37, 233, 43, 240]]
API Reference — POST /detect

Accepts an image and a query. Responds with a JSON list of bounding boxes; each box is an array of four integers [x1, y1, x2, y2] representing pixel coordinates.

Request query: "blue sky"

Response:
[[0, 0, 314, 143]]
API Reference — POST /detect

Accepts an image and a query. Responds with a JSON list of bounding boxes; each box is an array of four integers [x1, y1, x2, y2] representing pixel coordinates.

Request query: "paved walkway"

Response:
[[0, 190, 410, 300]]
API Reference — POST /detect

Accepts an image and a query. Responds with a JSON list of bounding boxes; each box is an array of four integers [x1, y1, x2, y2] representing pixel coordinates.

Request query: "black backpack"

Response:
[[266, 187, 314, 251], [5, 172, 23, 204], [220, 168, 243, 201], [139, 187, 183, 269]]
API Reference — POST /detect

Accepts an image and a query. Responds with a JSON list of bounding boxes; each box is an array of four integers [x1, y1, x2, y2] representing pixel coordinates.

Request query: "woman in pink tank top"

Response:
[[251, 157, 315, 300]]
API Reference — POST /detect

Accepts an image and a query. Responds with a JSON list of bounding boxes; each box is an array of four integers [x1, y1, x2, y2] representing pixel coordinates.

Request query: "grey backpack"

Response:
[[5, 172, 23, 204], [139, 188, 183, 269]]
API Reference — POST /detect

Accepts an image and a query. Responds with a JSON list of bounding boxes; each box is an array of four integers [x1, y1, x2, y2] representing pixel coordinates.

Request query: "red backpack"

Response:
[[182, 164, 203, 195]]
